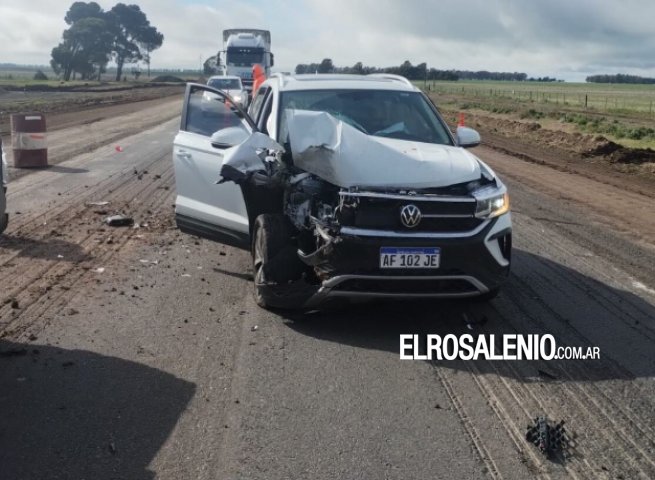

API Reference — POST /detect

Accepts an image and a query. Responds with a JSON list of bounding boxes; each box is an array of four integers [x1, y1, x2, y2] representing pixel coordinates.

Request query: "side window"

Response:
[[248, 87, 270, 123], [183, 85, 249, 137]]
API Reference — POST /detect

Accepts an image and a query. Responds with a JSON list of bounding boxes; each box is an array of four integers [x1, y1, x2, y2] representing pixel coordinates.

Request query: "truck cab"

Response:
[[220, 29, 273, 93]]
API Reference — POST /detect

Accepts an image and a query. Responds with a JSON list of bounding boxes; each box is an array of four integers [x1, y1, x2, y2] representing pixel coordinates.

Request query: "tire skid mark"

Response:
[[0, 162, 173, 314], [431, 365, 504, 480], [0, 165, 174, 338], [525, 242, 655, 340], [503, 280, 655, 438], [0, 153, 171, 270], [1, 171, 174, 338], [485, 336, 646, 480], [463, 361, 566, 480], [493, 290, 655, 479]]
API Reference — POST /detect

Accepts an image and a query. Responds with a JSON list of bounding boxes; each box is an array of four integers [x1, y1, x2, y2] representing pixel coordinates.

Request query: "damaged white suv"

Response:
[[172, 74, 511, 309]]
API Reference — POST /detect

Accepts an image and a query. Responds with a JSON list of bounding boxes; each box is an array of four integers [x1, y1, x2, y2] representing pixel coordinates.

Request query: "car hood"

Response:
[[286, 110, 482, 189], [219, 110, 486, 190], [226, 89, 244, 98]]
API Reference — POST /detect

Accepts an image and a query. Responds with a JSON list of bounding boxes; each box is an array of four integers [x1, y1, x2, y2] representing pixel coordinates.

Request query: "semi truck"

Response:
[[219, 29, 273, 93]]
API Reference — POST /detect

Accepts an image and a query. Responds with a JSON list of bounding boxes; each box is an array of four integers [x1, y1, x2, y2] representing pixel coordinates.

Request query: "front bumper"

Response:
[[303, 213, 512, 306]]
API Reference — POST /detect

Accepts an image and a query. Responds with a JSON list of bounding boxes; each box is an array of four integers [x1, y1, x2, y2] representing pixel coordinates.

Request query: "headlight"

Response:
[[473, 184, 510, 218], [233, 94, 242, 101]]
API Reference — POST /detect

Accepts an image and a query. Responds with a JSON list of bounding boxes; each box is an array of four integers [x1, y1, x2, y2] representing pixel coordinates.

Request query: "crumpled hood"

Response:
[[287, 110, 482, 189]]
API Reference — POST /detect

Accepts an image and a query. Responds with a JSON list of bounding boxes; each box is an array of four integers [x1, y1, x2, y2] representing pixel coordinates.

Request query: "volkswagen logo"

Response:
[[400, 204, 422, 228]]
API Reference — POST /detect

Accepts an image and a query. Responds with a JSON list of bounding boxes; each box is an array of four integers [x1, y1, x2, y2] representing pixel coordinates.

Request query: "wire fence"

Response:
[[422, 81, 655, 115]]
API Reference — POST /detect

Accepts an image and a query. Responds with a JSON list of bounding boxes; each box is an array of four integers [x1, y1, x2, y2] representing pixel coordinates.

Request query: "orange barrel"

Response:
[[10, 113, 48, 168]]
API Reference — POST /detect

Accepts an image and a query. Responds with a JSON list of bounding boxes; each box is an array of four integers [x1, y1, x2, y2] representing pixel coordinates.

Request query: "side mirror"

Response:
[[456, 126, 481, 148], [210, 126, 249, 149]]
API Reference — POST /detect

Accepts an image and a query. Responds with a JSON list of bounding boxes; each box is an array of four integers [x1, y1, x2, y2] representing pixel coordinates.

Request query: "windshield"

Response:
[[278, 89, 453, 145], [208, 78, 242, 90], [226, 47, 264, 67]]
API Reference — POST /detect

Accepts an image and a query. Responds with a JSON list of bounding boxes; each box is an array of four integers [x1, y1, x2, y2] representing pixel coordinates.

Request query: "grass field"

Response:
[[0, 65, 201, 87], [421, 80, 655, 116], [417, 80, 655, 149]]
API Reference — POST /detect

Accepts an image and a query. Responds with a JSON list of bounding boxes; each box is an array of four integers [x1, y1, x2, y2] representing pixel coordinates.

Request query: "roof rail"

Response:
[[367, 73, 414, 88], [268, 72, 287, 87]]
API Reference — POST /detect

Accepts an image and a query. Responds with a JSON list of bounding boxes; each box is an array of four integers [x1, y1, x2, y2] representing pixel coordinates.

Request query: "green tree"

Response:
[[107, 3, 163, 81], [318, 58, 334, 73], [64, 1, 103, 24], [51, 16, 113, 81]]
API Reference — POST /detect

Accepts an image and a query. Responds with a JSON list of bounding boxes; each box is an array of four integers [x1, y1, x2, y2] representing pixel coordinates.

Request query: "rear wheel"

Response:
[[252, 214, 307, 309]]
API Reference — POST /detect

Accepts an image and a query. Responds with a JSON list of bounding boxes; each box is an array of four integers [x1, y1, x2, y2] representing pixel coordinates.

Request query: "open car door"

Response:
[[173, 83, 259, 248]]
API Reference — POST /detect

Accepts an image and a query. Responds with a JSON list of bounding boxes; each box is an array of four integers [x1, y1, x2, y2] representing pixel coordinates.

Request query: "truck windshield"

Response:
[[226, 47, 264, 67], [208, 78, 242, 90], [278, 89, 453, 145]]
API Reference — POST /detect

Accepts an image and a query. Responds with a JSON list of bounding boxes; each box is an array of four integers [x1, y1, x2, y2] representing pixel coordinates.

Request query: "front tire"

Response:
[[251, 214, 307, 309]]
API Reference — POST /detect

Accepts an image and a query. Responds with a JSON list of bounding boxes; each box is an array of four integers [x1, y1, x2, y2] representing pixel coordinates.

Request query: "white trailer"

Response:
[[219, 29, 273, 93]]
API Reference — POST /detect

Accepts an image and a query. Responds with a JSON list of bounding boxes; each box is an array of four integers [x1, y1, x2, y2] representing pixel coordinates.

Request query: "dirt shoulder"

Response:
[[0, 84, 184, 137], [436, 105, 655, 199], [2, 94, 183, 182]]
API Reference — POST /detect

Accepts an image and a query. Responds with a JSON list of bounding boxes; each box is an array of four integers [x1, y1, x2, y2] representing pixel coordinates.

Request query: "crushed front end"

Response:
[[284, 175, 512, 307]]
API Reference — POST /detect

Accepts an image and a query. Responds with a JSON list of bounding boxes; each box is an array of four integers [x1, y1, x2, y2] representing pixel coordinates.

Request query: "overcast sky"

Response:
[[2, 0, 655, 81]]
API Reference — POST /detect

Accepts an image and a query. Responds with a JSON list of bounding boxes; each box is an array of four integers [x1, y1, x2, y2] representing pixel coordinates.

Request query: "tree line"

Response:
[[586, 74, 655, 84], [51, 2, 163, 81], [294, 60, 534, 82]]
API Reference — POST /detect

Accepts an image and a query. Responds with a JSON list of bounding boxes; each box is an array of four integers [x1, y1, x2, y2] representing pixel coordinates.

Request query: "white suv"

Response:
[[172, 74, 512, 309]]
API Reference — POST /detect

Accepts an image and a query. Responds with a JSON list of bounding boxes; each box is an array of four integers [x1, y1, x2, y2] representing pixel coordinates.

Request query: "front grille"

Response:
[[332, 278, 478, 295], [338, 196, 483, 233]]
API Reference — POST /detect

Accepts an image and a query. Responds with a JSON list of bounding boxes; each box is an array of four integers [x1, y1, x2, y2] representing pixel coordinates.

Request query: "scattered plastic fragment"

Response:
[[87, 201, 110, 206], [115, 146, 123, 152], [105, 215, 134, 227], [526, 416, 571, 458], [95, 267, 105, 273]]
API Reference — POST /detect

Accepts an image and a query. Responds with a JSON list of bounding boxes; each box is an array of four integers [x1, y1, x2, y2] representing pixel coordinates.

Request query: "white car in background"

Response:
[[206, 75, 248, 109]]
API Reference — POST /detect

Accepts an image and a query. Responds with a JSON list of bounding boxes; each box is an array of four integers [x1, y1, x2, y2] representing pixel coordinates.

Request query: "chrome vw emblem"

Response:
[[400, 204, 422, 228]]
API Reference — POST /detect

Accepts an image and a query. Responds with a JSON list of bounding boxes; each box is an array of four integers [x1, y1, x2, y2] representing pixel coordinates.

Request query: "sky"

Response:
[[2, 0, 655, 81]]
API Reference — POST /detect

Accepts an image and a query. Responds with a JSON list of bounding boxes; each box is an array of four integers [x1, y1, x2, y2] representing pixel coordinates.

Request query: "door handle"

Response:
[[176, 150, 192, 160]]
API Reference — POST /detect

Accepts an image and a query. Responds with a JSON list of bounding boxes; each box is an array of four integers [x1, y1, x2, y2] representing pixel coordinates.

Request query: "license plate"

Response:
[[379, 247, 441, 269]]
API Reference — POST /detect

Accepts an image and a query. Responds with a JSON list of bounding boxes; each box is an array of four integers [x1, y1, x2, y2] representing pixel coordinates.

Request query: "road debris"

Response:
[[105, 214, 134, 227], [526, 416, 571, 458], [87, 201, 110, 206]]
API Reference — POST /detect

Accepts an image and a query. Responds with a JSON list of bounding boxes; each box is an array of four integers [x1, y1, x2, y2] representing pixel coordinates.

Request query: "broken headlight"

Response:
[[473, 184, 510, 219]]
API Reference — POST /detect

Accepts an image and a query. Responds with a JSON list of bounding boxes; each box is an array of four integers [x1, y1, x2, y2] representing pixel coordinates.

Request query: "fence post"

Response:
[[585, 94, 588, 109]]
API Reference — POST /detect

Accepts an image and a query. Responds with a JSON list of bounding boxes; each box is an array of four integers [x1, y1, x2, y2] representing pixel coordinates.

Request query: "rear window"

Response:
[[278, 89, 453, 145]]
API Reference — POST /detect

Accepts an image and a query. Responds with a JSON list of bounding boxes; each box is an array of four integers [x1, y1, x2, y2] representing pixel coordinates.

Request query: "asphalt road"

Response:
[[1, 114, 654, 479]]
